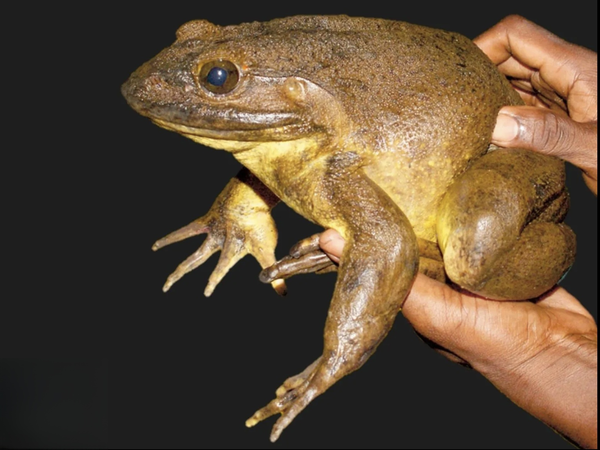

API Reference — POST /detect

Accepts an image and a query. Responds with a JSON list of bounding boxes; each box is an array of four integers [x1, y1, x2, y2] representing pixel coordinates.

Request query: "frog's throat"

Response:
[[153, 119, 304, 153]]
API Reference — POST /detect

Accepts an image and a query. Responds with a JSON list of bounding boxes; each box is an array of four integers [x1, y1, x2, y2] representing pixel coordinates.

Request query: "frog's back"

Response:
[[249, 16, 522, 242]]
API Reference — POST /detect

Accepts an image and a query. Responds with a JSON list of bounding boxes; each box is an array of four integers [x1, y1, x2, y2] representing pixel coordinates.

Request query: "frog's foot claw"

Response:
[[204, 232, 288, 297], [275, 357, 322, 397], [246, 357, 324, 442], [260, 234, 337, 284], [269, 279, 288, 296], [156, 217, 286, 296]]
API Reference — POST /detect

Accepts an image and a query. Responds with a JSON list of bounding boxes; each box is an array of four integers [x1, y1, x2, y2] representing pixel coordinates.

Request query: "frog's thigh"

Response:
[[437, 149, 576, 300], [320, 172, 420, 378]]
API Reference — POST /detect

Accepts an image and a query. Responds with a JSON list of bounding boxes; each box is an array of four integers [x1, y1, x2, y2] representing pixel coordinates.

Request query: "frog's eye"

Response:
[[198, 60, 240, 95]]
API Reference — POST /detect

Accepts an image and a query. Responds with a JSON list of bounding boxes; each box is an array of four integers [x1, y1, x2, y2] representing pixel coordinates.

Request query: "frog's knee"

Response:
[[437, 169, 525, 292], [440, 210, 515, 292]]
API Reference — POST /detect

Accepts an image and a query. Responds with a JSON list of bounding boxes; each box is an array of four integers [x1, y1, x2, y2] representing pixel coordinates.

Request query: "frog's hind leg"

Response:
[[438, 149, 576, 300], [260, 234, 447, 283], [246, 170, 420, 442], [259, 234, 337, 282]]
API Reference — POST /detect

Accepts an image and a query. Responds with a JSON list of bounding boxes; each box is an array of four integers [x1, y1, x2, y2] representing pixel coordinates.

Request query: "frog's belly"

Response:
[[365, 152, 465, 243]]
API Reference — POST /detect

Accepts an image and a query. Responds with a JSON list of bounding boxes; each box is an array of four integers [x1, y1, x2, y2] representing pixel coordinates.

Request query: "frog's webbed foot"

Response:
[[259, 234, 337, 284], [246, 357, 324, 442], [154, 174, 286, 297], [261, 233, 447, 284], [155, 218, 282, 297]]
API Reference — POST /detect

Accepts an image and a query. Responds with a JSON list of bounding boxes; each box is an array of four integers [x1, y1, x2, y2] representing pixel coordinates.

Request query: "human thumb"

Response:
[[492, 106, 597, 192], [319, 229, 345, 263], [401, 275, 484, 353]]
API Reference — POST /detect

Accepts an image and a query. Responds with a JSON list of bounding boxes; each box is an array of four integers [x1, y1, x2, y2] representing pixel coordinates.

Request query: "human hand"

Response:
[[317, 17, 598, 447], [320, 228, 597, 449], [473, 15, 598, 195]]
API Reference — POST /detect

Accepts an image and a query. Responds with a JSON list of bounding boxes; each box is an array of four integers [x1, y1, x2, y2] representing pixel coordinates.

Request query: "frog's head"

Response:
[[122, 17, 356, 154]]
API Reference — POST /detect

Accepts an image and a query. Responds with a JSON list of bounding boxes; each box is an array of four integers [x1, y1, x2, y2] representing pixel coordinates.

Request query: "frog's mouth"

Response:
[[122, 74, 309, 147], [151, 116, 305, 143], [153, 117, 311, 154]]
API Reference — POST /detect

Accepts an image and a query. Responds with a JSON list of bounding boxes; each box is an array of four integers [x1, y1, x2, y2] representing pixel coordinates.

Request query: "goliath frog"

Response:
[[122, 15, 576, 442]]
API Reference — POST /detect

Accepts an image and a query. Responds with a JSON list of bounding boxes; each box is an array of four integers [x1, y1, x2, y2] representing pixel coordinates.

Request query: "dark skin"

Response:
[[321, 16, 597, 449]]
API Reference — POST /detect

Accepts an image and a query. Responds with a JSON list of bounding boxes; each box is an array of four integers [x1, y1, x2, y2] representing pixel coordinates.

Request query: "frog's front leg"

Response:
[[246, 170, 419, 442], [154, 169, 285, 296]]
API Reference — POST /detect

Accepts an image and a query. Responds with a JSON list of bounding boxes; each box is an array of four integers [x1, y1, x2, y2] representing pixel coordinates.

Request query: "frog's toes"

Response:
[[260, 234, 331, 283], [260, 251, 335, 283], [162, 236, 220, 293], [246, 386, 315, 443], [203, 235, 246, 297], [289, 233, 322, 258], [246, 357, 324, 442], [153, 219, 209, 251], [247, 245, 288, 296], [245, 388, 299, 430], [155, 213, 287, 295], [275, 357, 322, 397]]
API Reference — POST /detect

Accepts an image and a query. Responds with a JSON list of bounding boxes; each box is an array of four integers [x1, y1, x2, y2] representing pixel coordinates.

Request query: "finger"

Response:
[[474, 15, 597, 101], [319, 229, 345, 262], [276, 358, 321, 397], [435, 348, 472, 367], [163, 237, 219, 292], [204, 237, 246, 297], [496, 57, 536, 81], [315, 265, 338, 275], [401, 274, 480, 351], [506, 81, 554, 108], [153, 219, 209, 251], [536, 287, 596, 321], [416, 331, 471, 367], [289, 233, 322, 258], [270, 386, 317, 443], [516, 90, 554, 109], [492, 106, 598, 186], [474, 15, 565, 67], [259, 252, 333, 283], [251, 248, 287, 296], [509, 81, 569, 113], [246, 390, 298, 429]]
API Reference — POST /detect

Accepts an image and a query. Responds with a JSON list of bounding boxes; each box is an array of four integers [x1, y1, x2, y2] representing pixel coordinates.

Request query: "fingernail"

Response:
[[324, 252, 340, 264], [320, 235, 332, 245], [320, 230, 340, 245], [492, 113, 520, 143]]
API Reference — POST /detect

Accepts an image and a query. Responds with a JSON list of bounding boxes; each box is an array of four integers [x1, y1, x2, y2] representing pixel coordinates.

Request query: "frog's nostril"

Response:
[[144, 75, 166, 91], [122, 73, 165, 106]]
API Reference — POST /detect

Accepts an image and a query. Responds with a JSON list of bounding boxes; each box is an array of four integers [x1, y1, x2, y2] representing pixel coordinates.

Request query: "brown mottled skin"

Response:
[[122, 16, 576, 442]]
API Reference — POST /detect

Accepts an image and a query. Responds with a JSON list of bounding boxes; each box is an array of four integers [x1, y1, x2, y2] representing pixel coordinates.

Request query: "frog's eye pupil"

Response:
[[198, 60, 240, 94], [207, 67, 228, 87]]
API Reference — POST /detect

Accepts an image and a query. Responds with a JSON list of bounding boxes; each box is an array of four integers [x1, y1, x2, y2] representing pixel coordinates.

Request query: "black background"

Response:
[[1, 2, 596, 449]]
